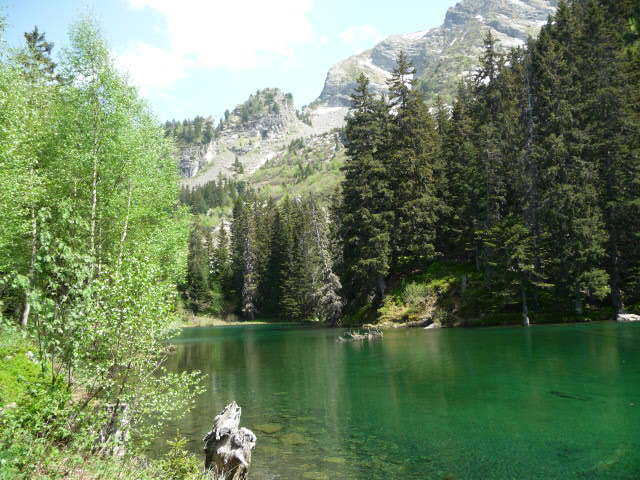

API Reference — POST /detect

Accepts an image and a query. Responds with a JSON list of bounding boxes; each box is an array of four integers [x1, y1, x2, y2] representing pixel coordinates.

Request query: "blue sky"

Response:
[[1, 0, 456, 122]]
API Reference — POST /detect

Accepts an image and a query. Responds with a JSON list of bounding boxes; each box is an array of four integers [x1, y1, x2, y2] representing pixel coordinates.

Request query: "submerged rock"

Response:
[[254, 423, 284, 434], [280, 432, 306, 445], [324, 457, 346, 464]]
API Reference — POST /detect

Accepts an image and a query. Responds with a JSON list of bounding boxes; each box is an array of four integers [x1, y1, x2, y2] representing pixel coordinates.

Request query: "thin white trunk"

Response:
[[117, 182, 133, 267], [21, 208, 37, 327], [521, 285, 530, 327], [90, 154, 98, 256]]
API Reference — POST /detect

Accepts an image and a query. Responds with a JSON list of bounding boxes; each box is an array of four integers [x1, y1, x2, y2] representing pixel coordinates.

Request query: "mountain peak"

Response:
[[315, 0, 557, 107]]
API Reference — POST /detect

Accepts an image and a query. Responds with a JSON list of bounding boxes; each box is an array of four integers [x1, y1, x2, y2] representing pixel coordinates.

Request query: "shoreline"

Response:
[[174, 313, 630, 331]]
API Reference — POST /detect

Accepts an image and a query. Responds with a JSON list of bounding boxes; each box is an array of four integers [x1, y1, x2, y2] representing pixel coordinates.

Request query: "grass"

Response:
[[177, 312, 273, 328], [249, 139, 345, 200]]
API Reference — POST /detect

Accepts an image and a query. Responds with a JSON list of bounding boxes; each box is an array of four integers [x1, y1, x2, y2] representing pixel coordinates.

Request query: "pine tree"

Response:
[[574, 0, 640, 313], [260, 202, 294, 315], [385, 53, 441, 271], [231, 196, 259, 319], [531, 3, 609, 314], [306, 197, 343, 324], [18, 27, 61, 83], [281, 198, 314, 320], [186, 224, 211, 313], [340, 73, 392, 304], [211, 223, 232, 294], [437, 82, 479, 263]]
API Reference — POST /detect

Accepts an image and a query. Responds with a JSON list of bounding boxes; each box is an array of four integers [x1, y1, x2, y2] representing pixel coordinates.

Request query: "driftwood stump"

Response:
[[203, 402, 256, 480], [336, 327, 384, 343]]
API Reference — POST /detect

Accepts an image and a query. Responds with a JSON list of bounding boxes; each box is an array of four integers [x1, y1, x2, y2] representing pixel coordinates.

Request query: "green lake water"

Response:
[[161, 322, 640, 479]]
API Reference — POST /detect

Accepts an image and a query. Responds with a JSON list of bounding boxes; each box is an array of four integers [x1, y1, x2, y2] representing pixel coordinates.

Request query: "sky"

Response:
[[1, 0, 456, 122]]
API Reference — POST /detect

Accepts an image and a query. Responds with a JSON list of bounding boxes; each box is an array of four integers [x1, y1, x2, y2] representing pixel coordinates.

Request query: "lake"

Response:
[[161, 322, 640, 479]]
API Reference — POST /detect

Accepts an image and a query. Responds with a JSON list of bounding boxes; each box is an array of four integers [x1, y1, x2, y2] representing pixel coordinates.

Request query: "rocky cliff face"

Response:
[[179, 88, 344, 186], [178, 143, 215, 177], [316, 0, 557, 107], [178, 88, 302, 182]]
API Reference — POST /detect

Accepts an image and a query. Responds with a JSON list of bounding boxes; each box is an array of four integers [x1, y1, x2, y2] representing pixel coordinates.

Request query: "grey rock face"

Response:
[[177, 88, 299, 179], [617, 314, 640, 323], [177, 143, 214, 177], [316, 0, 557, 107]]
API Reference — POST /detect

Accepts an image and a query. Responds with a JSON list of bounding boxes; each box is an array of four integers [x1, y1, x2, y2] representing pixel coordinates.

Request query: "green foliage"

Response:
[[339, 74, 392, 304], [249, 132, 345, 200], [378, 262, 468, 324], [0, 379, 93, 479], [158, 435, 202, 480], [235, 88, 292, 124], [0, 324, 43, 405], [15, 27, 62, 83]]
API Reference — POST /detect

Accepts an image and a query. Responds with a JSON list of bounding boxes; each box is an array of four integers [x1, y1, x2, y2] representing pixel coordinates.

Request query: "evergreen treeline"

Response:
[[339, 0, 640, 322], [164, 115, 216, 145], [185, 192, 342, 323], [189, 0, 639, 324], [179, 175, 246, 215]]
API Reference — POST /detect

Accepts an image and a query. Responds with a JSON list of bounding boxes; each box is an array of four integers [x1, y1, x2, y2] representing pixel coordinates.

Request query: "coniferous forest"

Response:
[[183, 0, 640, 325]]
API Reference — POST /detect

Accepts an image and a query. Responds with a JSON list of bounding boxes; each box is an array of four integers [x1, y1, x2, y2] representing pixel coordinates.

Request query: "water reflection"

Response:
[[159, 323, 640, 479]]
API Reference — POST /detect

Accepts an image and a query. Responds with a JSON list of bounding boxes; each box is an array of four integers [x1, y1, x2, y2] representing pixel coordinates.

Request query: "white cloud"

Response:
[[119, 0, 314, 93], [338, 25, 382, 48], [115, 43, 186, 95]]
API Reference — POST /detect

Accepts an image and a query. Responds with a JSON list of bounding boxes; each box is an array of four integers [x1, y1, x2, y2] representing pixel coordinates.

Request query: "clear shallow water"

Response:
[[160, 323, 640, 479]]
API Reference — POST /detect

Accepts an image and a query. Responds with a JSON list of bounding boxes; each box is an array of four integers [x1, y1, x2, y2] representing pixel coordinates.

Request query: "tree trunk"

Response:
[[204, 402, 256, 480], [90, 154, 98, 257], [95, 403, 130, 457], [521, 285, 530, 327], [609, 236, 624, 315], [21, 209, 37, 327], [117, 182, 133, 267], [376, 276, 386, 302], [575, 294, 584, 317]]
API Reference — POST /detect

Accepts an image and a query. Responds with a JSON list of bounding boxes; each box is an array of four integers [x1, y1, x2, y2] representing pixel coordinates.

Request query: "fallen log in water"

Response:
[[203, 401, 257, 480], [336, 327, 384, 343]]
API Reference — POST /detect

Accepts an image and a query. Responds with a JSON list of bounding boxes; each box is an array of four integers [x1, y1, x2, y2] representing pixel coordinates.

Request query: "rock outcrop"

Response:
[[177, 142, 215, 178], [617, 314, 640, 323], [179, 88, 348, 186]]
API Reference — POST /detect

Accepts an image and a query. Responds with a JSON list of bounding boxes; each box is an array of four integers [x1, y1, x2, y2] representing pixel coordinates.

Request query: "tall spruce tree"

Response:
[[574, 0, 640, 313], [386, 53, 441, 271], [437, 82, 479, 263], [340, 73, 392, 304], [531, 3, 609, 314]]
